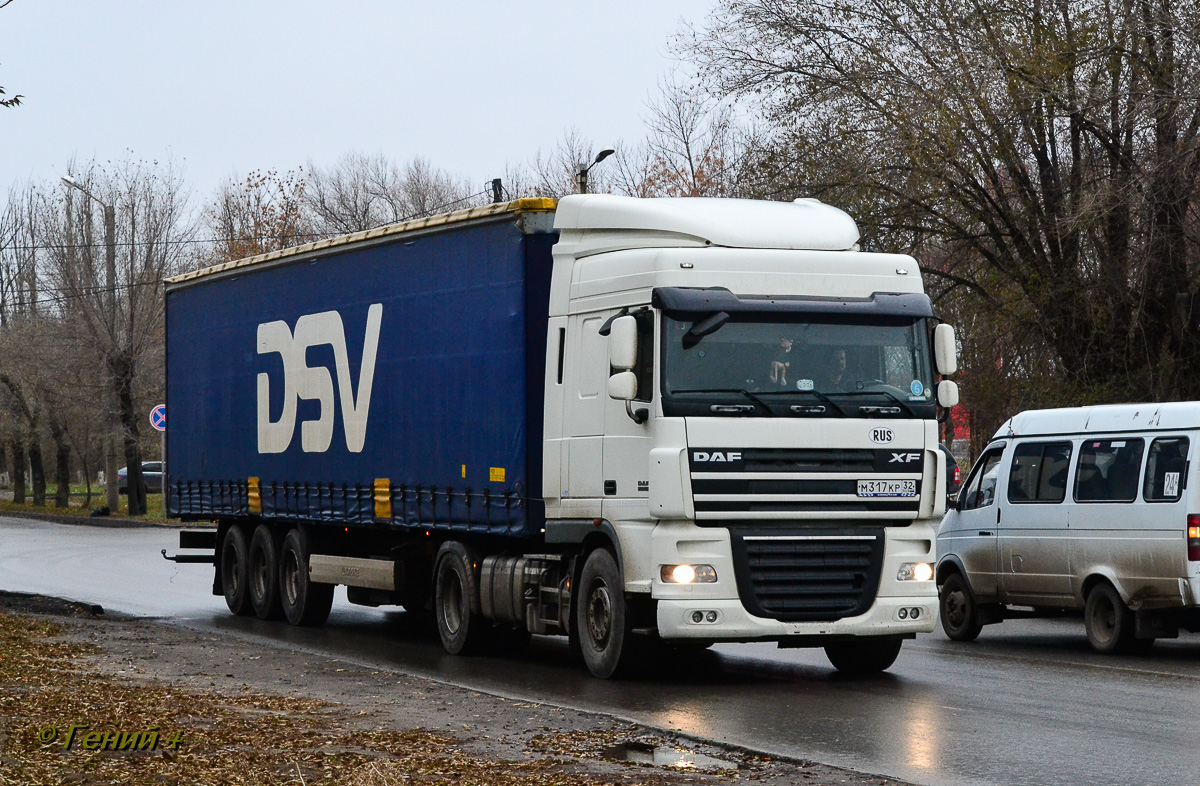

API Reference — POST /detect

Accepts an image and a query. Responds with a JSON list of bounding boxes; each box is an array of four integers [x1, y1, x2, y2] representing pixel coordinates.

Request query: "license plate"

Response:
[[857, 479, 917, 497]]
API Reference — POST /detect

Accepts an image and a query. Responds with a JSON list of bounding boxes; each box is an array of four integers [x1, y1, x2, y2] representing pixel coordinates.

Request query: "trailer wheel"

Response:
[[824, 637, 904, 674], [249, 525, 282, 620], [576, 548, 638, 679], [279, 527, 334, 626], [1085, 582, 1135, 654], [220, 525, 251, 616], [434, 542, 487, 655]]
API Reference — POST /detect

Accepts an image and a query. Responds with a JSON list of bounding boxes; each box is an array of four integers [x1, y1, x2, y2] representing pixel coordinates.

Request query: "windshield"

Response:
[[662, 313, 936, 418]]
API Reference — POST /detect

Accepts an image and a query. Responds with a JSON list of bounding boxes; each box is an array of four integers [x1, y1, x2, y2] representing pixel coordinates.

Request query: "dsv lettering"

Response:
[[256, 304, 382, 454]]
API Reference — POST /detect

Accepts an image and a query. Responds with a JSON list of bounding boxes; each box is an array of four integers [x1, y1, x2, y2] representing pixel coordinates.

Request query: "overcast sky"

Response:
[[0, 1, 713, 202]]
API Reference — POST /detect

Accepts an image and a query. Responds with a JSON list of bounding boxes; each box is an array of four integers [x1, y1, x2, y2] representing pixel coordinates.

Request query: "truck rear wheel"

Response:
[[220, 524, 251, 616], [824, 637, 904, 674], [576, 548, 639, 679], [249, 524, 282, 620], [434, 542, 488, 655], [279, 527, 334, 626]]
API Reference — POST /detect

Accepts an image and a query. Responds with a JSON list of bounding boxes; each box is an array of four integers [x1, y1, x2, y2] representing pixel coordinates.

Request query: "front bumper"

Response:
[[651, 520, 938, 642]]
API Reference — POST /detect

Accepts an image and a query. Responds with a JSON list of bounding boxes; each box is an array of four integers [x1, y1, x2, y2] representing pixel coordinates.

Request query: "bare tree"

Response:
[[304, 153, 483, 235], [41, 157, 195, 514], [687, 0, 1200, 408], [627, 76, 751, 197], [206, 169, 314, 264]]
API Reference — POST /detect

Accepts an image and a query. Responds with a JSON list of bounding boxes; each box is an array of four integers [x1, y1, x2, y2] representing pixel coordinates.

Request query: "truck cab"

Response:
[[543, 195, 959, 675]]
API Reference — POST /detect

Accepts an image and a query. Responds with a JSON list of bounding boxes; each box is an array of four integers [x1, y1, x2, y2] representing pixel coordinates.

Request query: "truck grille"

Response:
[[729, 529, 884, 622], [690, 447, 923, 521]]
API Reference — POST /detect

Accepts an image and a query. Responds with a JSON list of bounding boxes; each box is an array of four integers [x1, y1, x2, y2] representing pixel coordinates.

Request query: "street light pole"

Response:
[[61, 176, 120, 513], [576, 148, 616, 194]]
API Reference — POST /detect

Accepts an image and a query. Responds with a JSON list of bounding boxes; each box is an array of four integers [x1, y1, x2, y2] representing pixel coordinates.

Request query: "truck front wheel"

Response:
[[279, 527, 334, 626], [576, 548, 638, 679], [824, 637, 904, 674], [220, 525, 251, 616]]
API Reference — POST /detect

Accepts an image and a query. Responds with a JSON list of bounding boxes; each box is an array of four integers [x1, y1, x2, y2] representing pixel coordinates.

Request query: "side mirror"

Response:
[[607, 371, 637, 401], [937, 379, 959, 408], [934, 324, 957, 375], [947, 493, 960, 512], [609, 315, 638, 371]]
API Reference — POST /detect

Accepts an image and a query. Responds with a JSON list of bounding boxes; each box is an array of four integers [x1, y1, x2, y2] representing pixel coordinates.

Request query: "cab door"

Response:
[[946, 445, 1006, 600]]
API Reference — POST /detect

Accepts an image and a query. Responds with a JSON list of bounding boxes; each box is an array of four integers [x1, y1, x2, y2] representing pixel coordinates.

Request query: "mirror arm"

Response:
[[626, 401, 648, 424]]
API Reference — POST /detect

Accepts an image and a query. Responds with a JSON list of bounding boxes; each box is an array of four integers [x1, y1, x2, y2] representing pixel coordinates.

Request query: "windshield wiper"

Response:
[[669, 388, 776, 416], [788, 389, 847, 417], [838, 387, 918, 417]]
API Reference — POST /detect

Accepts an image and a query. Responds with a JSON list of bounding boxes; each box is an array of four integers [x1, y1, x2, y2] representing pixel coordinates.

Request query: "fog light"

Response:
[[897, 562, 934, 582], [898, 607, 909, 619], [692, 610, 705, 623], [661, 564, 718, 583], [911, 607, 921, 619]]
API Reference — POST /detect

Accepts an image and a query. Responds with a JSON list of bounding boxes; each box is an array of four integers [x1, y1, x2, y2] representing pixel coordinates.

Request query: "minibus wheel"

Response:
[[1084, 583, 1134, 654], [939, 573, 983, 641]]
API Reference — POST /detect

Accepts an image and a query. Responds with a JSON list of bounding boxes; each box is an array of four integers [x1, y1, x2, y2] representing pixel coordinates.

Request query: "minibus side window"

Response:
[[962, 449, 1005, 510], [1074, 438, 1146, 503], [1008, 442, 1072, 503], [1143, 437, 1189, 503]]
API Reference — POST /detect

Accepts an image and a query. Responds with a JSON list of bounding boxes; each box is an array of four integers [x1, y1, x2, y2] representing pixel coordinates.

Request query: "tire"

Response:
[[279, 527, 334, 627], [434, 542, 489, 655], [249, 524, 282, 620], [824, 637, 904, 674], [220, 525, 252, 616], [939, 572, 983, 642], [1085, 582, 1135, 654], [576, 548, 639, 679]]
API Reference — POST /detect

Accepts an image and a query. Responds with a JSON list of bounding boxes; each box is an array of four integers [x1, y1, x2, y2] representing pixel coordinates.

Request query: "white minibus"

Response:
[[936, 402, 1200, 653]]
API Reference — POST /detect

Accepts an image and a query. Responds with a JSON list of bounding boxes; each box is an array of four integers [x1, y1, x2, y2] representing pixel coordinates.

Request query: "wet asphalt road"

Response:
[[3, 516, 1199, 786]]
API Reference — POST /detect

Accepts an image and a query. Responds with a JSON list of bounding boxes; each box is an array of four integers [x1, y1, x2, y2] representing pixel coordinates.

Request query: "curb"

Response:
[[0, 509, 200, 529]]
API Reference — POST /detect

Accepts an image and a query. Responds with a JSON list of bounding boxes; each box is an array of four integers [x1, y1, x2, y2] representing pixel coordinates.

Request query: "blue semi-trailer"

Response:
[[166, 195, 957, 678]]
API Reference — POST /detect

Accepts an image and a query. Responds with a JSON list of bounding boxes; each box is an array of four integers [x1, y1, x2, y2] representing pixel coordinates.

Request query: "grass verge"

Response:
[[0, 607, 729, 785]]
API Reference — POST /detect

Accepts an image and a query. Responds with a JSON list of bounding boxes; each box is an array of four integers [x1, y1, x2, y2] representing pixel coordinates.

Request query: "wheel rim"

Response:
[[251, 549, 267, 600], [283, 550, 301, 606], [943, 588, 968, 629], [586, 579, 613, 648], [440, 569, 464, 635], [222, 542, 240, 597], [1091, 594, 1117, 644]]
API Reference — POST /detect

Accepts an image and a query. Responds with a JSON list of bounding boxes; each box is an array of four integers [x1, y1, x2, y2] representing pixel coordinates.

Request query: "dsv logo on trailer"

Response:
[[256, 304, 383, 454]]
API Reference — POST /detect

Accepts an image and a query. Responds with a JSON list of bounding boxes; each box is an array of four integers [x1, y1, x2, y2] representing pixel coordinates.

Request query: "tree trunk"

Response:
[[29, 440, 46, 507], [51, 422, 70, 508], [10, 438, 24, 504], [117, 370, 146, 516]]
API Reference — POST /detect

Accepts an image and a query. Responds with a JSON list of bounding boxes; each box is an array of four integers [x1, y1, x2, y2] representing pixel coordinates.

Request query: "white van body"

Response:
[[936, 402, 1200, 652]]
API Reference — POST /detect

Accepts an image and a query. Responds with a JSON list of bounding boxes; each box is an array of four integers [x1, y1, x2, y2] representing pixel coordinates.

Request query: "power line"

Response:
[[0, 188, 497, 310], [0, 189, 493, 254]]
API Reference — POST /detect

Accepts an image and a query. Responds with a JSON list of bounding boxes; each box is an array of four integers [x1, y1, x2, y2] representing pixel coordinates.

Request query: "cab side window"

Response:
[[1075, 439, 1145, 503], [1007, 442, 1072, 503], [1144, 437, 1188, 503], [962, 449, 1005, 511]]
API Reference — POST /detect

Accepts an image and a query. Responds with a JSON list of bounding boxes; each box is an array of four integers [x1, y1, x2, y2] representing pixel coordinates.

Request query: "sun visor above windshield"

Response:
[[652, 288, 934, 319]]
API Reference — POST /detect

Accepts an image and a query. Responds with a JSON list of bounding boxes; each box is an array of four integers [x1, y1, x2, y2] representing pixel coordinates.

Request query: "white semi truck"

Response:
[[165, 194, 959, 678]]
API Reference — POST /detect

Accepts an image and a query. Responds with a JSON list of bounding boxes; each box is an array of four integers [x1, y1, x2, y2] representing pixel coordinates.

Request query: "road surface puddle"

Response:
[[602, 741, 738, 771]]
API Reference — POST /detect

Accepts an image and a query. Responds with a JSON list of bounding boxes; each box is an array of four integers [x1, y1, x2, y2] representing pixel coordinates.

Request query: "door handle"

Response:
[[978, 530, 994, 536]]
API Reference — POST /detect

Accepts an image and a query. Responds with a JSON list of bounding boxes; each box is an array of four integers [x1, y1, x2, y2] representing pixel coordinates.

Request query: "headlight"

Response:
[[660, 564, 717, 584], [897, 562, 934, 582]]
